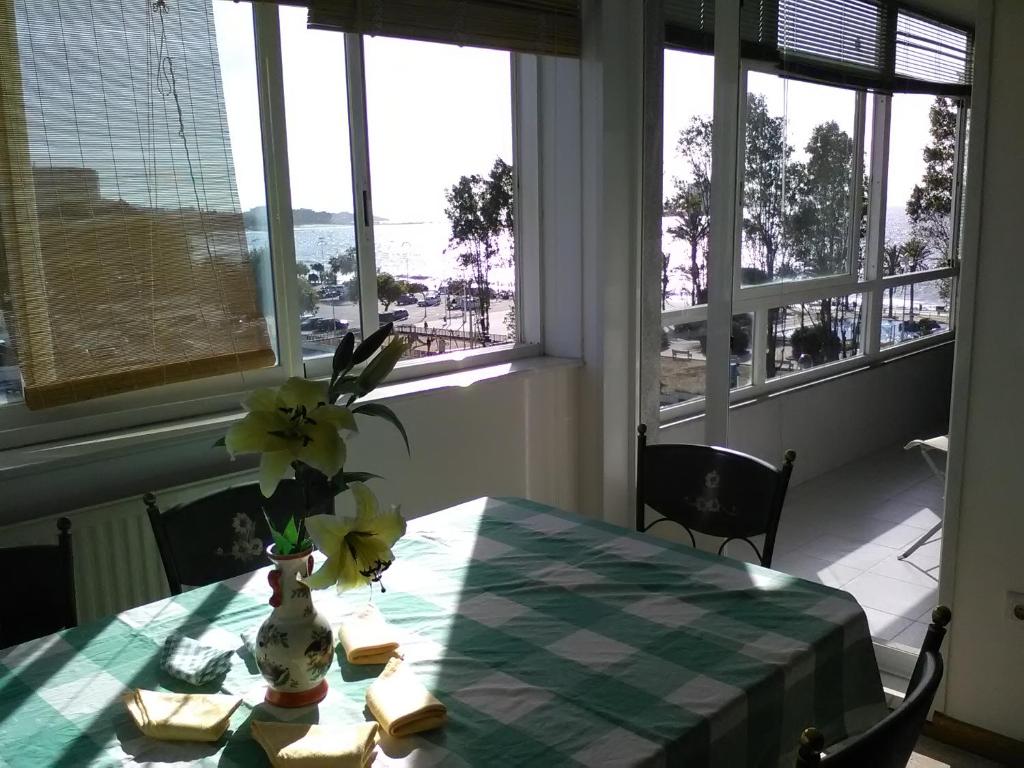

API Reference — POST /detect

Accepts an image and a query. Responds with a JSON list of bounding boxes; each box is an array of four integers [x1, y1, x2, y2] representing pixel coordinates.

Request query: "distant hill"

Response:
[[242, 206, 387, 229]]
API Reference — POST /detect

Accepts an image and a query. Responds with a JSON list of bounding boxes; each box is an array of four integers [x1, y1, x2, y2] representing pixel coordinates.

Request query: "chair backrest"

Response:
[[0, 518, 77, 649], [144, 480, 311, 595], [796, 606, 952, 768], [635, 424, 796, 567]]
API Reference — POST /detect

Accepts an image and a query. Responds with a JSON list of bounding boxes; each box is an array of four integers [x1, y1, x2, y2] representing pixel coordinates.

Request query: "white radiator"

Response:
[[1, 468, 258, 623]]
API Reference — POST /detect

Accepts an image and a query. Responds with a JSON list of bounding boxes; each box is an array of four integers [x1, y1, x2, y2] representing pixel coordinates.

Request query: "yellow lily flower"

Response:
[[224, 377, 357, 497], [303, 483, 406, 592]]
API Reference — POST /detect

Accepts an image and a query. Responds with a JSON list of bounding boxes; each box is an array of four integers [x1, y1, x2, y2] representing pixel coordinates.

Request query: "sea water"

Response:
[[245, 221, 517, 293]]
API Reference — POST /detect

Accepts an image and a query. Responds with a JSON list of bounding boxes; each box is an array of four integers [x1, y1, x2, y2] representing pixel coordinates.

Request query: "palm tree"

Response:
[[902, 238, 931, 321], [665, 182, 711, 306], [882, 242, 903, 318]]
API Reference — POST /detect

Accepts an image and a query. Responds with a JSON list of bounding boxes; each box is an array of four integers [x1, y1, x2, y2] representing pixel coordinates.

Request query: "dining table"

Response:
[[0, 496, 887, 767]]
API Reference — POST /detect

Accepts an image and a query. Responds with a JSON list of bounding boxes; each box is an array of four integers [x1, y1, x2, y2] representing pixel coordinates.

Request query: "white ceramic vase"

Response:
[[255, 547, 334, 707]]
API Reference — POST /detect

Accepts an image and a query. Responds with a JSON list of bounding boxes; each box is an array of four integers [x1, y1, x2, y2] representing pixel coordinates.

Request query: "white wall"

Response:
[[0, 361, 579, 525], [659, 343, 954, 487], [942, 0, 1024, 741]]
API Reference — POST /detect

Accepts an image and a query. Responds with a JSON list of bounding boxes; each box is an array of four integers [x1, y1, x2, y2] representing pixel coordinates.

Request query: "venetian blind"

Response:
[[777, 0, 890, 81], [0, 0, 275, 410], [664, 0, 972, 96], [894, 9, 973, 92], [664, 0, 779, 57], [306, 0, 581, 57]]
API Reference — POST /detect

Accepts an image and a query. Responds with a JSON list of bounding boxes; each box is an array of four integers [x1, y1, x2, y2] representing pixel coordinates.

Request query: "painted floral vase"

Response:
[[255, 546, 334, 707]]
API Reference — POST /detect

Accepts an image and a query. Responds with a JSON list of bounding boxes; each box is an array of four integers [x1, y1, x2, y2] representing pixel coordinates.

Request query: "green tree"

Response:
[[787, 121, 856, 362], [377, 272, 407, 312], [664, 117, 713, 307], [296, 262, 319, 315], [743, 95, 790, 282], [444, 157, 514, 341], [882, 242, 904, 318], [901, 237, 931, 321], [906, 97, 958, 261], [742, 94, 789, 376], [405, 282, 429, 298], [329, 247, 357, 277]]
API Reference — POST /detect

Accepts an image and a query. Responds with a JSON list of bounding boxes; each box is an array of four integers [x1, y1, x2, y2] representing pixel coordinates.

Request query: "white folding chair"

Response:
[[899, 436, 948, 561]]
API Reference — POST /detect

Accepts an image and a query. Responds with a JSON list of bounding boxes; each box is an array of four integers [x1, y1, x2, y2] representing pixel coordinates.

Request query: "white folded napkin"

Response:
[[339, 605, 401, 665]]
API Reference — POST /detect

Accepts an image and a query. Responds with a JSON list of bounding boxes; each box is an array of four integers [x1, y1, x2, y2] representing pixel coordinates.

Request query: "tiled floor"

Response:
[[772, 442, 945, 650], [910, 737, 1005, 768]]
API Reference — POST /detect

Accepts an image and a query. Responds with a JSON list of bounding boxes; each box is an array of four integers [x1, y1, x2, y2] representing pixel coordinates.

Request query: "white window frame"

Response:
[[0, 3, 542, 452], [654, 52, 967, 425], [295, 28, 540, 382]]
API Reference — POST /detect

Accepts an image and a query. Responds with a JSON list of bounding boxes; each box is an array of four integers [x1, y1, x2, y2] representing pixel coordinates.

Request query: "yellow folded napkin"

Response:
[[251, 721, 378, 768], [123, 689, 241, 742], [365, 657, 447, 738], [339, 605, 401, 665]]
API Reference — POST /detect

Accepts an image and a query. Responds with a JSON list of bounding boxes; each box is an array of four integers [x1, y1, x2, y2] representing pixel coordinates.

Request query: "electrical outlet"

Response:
[[1007, 591, 1024, 626]]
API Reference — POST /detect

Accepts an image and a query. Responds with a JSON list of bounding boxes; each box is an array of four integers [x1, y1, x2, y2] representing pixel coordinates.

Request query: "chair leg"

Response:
[[898, 520, 943, 560]]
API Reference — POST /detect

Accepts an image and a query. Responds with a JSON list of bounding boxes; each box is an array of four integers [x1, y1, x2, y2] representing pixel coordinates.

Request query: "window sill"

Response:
[[0, 354, 579, 480]]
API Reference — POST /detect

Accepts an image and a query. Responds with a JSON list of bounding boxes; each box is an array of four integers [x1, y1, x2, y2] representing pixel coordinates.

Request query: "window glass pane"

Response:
[[278, 5, 361, 359], [884, 94, 956, 273], [659, 313, 751, 408], [858, 96, 874, 281], [880, 279, 951, 349], [767, 294, 863, 380], [363, 38, 514, 359], [663, 50, 714, 310], [0, 0, 275, 408], [741, 74, 859, 286]]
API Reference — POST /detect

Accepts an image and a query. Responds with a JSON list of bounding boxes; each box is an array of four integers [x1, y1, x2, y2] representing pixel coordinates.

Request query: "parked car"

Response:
[[396, 294, 418, 306], [417, 294, 441, 307], [379, 310, 409, 323], [301, 317, 349, 335]]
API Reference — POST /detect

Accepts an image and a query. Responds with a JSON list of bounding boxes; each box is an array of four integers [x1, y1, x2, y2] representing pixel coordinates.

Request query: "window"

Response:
[[880, 279, 951, 349], [0, 1, 529, 447], [885, 94, 958, 272], [741, 73, 861, 286], [655, 52, 964, 417], [662, 49, 714, 311], [278, 6, 362, 358], [363, 37, 515, 360], [767, 293, 863, 380], [660, 312, 751, 407], [0, 0, 274, 411]]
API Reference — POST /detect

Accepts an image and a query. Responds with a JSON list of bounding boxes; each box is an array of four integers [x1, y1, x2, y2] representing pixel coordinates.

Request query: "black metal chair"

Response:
[[796, 606, 952, 768], [636, 424, 796, 567], [144, 480, 312, 595], [0, 518, 77, 649]]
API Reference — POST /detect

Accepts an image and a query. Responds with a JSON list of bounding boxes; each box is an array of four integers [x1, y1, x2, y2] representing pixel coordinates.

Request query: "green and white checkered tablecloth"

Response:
[[0, 497, 886, 767]]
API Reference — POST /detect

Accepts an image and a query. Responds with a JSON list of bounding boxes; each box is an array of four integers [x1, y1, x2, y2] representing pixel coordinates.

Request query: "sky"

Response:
[[212, 2, 512, 223], [663, 50, 938, 212]]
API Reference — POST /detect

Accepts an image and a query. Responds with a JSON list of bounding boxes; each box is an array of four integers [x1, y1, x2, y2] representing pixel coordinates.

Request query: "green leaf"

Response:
[[353, 402, 410, 454], [328, 375, 360, 404], [264, 510, 293, 555], [332, 333, 356, 378], [342, 471, 383, 483], [352, 322, 393, 365], [283, 517, 299, 546], [354, 338, 407, 397]]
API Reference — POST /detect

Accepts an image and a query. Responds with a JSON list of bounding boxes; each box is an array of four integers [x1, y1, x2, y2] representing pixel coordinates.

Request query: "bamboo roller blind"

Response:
[[0, 0, 275, 410]]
